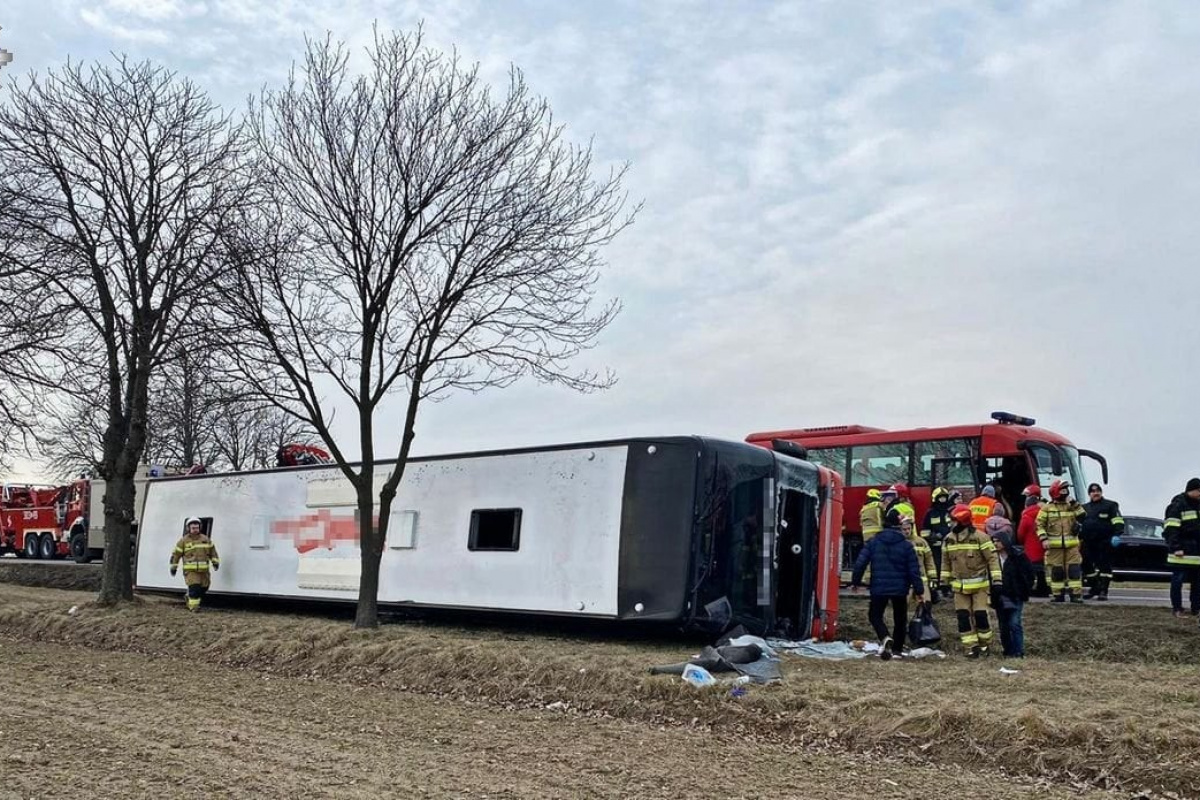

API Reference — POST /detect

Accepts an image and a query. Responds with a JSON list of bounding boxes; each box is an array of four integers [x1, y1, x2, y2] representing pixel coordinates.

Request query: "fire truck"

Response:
[[0, 467, 160, 562], [0, 480, 86, 560]]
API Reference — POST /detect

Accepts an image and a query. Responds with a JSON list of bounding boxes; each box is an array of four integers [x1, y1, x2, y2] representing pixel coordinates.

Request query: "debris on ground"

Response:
[[650, 627, 782, 684]]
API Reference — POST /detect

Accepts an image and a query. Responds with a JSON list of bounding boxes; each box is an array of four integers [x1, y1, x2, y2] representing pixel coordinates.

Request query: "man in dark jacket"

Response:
[[851, 507, 925, 660], [1081, 483, 1125, 601], [1164, 478, 1200, 618], [990, 529, 1034, 657]]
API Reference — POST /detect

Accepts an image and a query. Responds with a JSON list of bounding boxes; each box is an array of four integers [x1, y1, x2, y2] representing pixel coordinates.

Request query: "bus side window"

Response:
[[847, 443, 910, 487], [913, 438, 977, 486], [805, 447, 849, 477]]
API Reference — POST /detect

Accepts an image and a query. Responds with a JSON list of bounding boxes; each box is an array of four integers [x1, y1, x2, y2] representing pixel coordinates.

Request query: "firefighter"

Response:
[[169, 517, 220, 612], [920, 486, 955, 598], [857, 488, 885, 584], [1164, 478, 1200, 619], [1017, 484, 1050, 597], [1081, 483, 1124, 601], [968, 485, 999, 531], [901, 513, 937, 605], [1037, 479, 1086, 603], [860, 488, 885, 543], [889, 483, 916, 526], [941, 503, 1001, 658]]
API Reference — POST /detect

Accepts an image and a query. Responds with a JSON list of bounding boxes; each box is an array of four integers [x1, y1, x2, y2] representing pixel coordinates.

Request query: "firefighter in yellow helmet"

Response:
[[855, 488, 885, 584], [1037, 479, 1086, 603], [169, 517, 220, 611], [941, 504, 1001, 657]]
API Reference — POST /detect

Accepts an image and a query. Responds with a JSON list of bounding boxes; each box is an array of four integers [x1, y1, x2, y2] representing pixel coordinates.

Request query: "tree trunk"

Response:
[[354, 481, 381, 628], [97, 470, 136, 604]]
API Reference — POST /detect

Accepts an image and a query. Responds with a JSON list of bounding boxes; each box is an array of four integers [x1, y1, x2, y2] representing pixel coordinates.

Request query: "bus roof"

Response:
[[746, 421, 1075, 450]]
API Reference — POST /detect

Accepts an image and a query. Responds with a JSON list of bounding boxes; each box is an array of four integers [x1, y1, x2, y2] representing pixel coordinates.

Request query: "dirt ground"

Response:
[[3, 636, 1117, 800], [1, 582, 1197, 798]]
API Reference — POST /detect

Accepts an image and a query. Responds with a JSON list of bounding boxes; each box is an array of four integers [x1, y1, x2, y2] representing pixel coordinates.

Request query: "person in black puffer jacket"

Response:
[[990, 529, 1034, 657], [851, 507, 925, 660]]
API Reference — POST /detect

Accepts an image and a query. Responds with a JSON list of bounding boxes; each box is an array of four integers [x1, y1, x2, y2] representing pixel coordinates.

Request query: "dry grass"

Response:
[[1, 582, 1198, 796]]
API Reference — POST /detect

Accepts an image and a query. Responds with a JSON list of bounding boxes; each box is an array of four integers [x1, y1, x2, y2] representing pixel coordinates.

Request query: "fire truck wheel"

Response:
[[39, 533, 57, 560], [24, 535, 41, 559], [70, 532, 92, 564]]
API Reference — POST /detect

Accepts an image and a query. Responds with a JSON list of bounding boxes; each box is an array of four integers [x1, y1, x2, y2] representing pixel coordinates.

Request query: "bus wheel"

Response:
[[24, 535, 41, 559], [39, 533, 58, 560], [70, 532, 92, 564]]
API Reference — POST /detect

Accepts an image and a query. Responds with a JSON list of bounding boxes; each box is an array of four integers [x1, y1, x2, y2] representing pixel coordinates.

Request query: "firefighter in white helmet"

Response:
[[169, 517, 220, 611]]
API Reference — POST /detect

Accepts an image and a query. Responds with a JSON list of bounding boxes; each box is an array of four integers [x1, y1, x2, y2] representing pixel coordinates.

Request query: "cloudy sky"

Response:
[[2, 0, 1198, 514]]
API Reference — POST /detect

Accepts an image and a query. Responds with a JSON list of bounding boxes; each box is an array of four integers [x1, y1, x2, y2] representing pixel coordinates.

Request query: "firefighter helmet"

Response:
[[1049, 479, 1070, 500], [884, 507, 906, 528], [1022, 484, 1042, 498], [185, 517, 202, 528], [889, 482, 910, 499], [932, 486, 950, 502], [950, 504, 973, 527], [866, 488, 882, 501]]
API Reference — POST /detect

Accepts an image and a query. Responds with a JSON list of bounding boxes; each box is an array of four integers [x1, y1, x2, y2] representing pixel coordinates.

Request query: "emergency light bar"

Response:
[[991, 411, 1036, 427]]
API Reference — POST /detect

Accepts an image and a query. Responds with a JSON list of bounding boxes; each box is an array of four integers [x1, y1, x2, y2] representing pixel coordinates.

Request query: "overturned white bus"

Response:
[[134, 436, 843, 639]]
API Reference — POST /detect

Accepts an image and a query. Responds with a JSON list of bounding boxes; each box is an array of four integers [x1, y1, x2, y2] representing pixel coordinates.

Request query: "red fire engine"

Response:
[[0, 479, 90, 560]]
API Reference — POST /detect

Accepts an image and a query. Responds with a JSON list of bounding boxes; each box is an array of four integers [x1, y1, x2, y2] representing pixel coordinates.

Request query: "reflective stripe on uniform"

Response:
[[182, 563, 211, 571], [1042, 538, 1080, 548], [1167, 554, 1200, 566], [1164, 519, 1182, 528], [944, 543, 988, 553], [1111, 517, 1124, 526], [952, 577, 991, 592], [1182, 510, 1199, 521]]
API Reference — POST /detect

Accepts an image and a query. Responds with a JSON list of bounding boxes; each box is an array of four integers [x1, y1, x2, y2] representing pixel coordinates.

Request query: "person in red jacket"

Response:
[[1017, 484, 1049, 597]]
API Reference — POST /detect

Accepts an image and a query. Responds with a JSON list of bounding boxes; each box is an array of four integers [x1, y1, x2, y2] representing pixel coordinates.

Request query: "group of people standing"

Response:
[[850, 478, 1129, 660]]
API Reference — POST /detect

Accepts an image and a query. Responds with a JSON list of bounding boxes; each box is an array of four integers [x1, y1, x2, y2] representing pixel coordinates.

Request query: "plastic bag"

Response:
[[907, 602, 941, 647], [681, 664, 717, 687]]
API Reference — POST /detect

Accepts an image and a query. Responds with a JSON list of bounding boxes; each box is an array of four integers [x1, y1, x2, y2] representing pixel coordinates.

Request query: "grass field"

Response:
[[1, 579, 1198, 797]]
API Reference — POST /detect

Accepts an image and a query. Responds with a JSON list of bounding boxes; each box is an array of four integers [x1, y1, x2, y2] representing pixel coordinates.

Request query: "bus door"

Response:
[[982, 455, 1034, 519], [774, 487, 818, 641]]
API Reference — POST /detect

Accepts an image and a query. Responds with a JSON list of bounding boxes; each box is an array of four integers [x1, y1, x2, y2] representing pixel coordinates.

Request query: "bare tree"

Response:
[[221, 29, 633, 627], [0, 57, 252, 604]]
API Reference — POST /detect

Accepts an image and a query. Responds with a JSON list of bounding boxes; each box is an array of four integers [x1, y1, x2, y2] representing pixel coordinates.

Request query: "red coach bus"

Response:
[[747, 412, 1108, 572]]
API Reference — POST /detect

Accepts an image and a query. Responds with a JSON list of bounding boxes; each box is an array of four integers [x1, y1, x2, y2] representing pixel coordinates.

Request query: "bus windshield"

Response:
[[1029, 443, 1090, 500]]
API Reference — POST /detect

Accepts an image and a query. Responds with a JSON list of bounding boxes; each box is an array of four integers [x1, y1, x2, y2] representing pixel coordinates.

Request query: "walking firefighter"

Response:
[[169, 517, 220, 611]]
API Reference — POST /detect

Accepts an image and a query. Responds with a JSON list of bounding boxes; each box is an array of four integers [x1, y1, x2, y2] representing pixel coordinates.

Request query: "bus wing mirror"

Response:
[[1079, 449, 1109, 484]]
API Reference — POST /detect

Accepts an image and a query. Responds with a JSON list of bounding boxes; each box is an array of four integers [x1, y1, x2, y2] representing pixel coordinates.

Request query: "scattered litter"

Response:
[[545, 700, 569, 711], [729, 685, 748, 698], [724, 634, 777, 658], [67, 606, 78, 616], [681, 664, 717, 687], [651, 625, 783, 684], [767, 638, 946, 661], [999, 667, 1021, 675], [766, 639, 868, 660], [906, 647, 946, 659]]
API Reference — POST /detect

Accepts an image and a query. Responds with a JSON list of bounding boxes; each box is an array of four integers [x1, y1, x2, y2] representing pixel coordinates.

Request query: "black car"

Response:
[[1112, 515, 1170, 581]]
